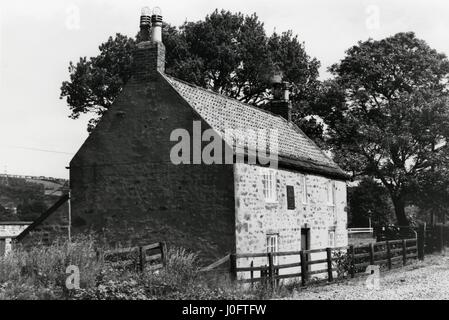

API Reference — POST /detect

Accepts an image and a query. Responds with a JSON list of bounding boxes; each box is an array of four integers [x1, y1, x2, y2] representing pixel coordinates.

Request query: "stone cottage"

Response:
[[67, 9, 349, 264]]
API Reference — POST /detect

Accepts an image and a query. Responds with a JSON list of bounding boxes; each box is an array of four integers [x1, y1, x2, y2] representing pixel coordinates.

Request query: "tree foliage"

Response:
[[0, 204, 16, 221], [317, 32, 449, 225], [411, 155, 449, 223], [0, 178, 52, 222], [60, 9, 321, 139], [348, 178, 393, 228]]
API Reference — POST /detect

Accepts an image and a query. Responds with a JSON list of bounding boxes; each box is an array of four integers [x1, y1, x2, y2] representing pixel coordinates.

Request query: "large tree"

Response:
[[60, 9, 322, 139], [317, 32, 449, 225]]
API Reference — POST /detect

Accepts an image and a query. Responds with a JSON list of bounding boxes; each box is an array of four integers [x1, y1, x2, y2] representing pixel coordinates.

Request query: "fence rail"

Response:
[[229, 237, 419, 290], [99, 241, 167, 272], [348, 228, 374, 234]]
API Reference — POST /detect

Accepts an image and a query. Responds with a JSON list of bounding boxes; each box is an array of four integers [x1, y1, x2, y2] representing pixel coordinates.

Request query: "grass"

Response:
[[3, 235, 349, 300], [0, 235, 260, 300], [0, 234, 102, 299]]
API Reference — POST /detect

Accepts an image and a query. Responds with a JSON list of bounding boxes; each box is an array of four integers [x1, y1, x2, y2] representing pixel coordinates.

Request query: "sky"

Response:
[[0, 0, 448, 179]]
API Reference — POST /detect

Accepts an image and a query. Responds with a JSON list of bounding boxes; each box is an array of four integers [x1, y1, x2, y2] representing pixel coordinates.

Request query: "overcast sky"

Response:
[[0, 0, 448, 179]]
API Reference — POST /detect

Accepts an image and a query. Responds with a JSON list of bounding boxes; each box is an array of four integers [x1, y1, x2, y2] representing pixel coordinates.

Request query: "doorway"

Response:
[[301, 228, 310, 275]]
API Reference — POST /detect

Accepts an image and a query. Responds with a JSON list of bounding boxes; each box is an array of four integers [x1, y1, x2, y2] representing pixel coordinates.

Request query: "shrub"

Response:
[[0, 234, 102, 300], [0, 239, 273, 300], [332, 250, 353, 278], [164, 247, 200, 283], [72, 246, 250, 300]]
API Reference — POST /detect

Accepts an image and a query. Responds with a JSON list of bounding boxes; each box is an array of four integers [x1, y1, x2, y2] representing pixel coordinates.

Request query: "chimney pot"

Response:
[[151, 8, 163, 43], [141, 6, 152, 17], [139, 7, 151, 41], [133, 8, 165, 81], [268, 74, 292, 122]]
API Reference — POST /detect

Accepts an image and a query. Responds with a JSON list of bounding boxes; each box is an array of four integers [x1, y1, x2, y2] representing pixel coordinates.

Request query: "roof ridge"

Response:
[[162, 73, 285, 119]]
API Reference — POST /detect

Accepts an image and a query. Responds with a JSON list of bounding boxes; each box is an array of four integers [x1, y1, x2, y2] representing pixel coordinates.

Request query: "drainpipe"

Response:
[[68, 189, 72, 244]]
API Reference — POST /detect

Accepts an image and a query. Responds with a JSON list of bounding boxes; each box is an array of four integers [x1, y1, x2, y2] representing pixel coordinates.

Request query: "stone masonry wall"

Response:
[[69, 73, 236, 263], [233, 163, 347, 278]]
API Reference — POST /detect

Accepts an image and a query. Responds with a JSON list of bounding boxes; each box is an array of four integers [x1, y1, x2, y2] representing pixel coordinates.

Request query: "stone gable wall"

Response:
[[69, 73, 236, 262]]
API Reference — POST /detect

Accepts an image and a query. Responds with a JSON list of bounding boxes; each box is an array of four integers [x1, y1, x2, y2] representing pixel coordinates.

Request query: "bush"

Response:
[[0, 239, 270, 300], [0, 234, 102, 299], [72, 247, 250, 300], [332, 250, 353, 278]]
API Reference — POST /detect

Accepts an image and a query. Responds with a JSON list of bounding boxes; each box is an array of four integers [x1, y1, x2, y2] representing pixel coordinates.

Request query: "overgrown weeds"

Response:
[[0, 236, 289, 300], [0, 234, 101, 299]]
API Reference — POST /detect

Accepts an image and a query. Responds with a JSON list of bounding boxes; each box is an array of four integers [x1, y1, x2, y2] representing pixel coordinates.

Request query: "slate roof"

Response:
[[163, 74, 348, 180]]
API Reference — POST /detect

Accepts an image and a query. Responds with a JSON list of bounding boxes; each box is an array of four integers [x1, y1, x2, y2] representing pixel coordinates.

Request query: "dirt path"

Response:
[[289, 253, 449, 300]]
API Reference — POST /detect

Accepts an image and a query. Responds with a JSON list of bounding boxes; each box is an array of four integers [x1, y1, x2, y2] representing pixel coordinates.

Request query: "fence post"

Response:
[[386, 241, 392, 270], [402, 239, 407, 266], [138, 246, 144, 272], [160, 242, 167, 267], [250, 261, 254, 289], [263, 264, 268, 287], [369, 243, 375, 265], [95, 248, 102, 262], [229, 254, 237, 282], [349, 245, 355, 278], [326, 247, 333, 282], [268, 252, 275, 291], [417, 224, 425, 261], [440, 225, 444, 253], [300, 250, 307, 286], [444, 225, 448, 248]]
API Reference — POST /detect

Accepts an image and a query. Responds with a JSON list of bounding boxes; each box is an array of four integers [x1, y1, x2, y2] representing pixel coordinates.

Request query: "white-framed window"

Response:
[[261, 168, 277, 203], [327, 180, 335, 206], [267, 234, 279, 265], [328, 230, 335, 248], [301, 175, 308, 204]]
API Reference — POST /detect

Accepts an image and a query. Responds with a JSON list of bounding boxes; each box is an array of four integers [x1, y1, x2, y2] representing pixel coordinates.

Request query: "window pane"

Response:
[[287, 185, 295, 209], [262, 169, 277, 202]]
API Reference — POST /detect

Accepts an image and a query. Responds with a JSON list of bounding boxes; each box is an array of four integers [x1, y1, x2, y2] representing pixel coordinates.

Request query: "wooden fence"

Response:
[[99, 241, 167, 272], [376, 223, 446, 255], [351, 238, 418, 274], [229, 237, 418, 289]]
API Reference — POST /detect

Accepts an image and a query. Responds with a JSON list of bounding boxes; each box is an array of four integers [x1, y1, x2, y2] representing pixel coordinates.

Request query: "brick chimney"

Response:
[[267, 71, 292, 122], [133, 7, 166, 81]]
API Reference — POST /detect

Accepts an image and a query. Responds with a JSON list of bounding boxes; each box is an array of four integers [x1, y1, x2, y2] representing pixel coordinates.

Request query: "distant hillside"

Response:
[[0, 174, 68, 222], [0, 174, 68, 196]]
